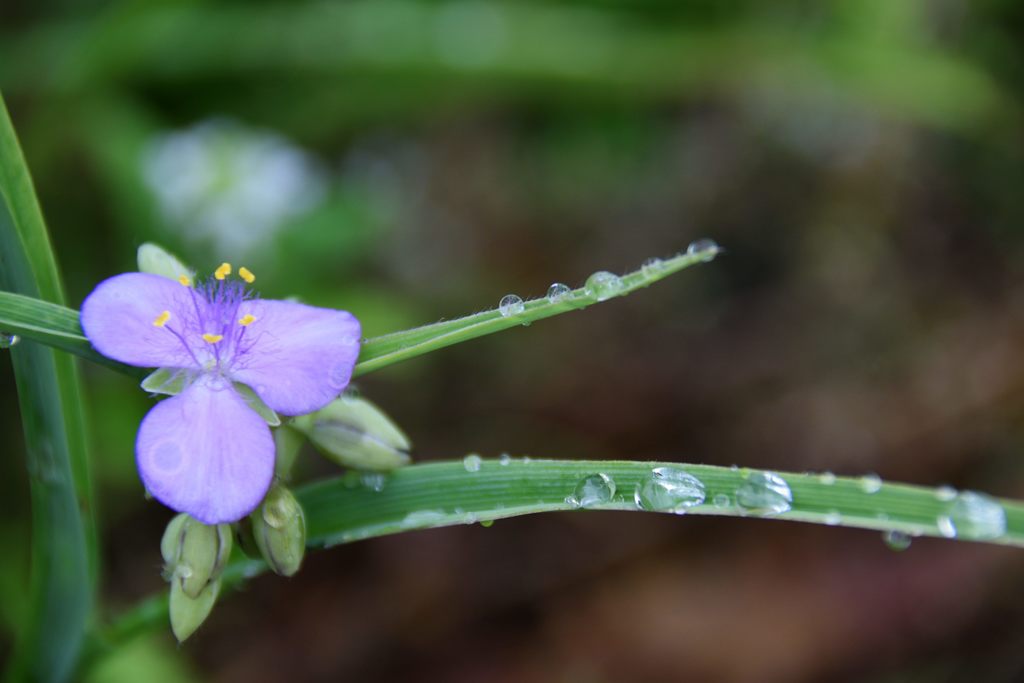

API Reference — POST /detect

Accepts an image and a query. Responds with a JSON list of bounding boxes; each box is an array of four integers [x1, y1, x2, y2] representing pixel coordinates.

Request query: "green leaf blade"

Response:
[[0, 90, 95, 683], [354, 248, 714, 376]]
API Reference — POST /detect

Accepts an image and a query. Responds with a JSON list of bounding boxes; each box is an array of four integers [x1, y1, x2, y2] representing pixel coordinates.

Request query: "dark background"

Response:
[[3, 1, 1024, 681]]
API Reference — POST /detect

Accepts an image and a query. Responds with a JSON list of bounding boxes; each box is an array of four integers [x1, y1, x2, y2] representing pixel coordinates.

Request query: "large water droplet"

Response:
[[568, 473, 616, 509], [937, 491, 1006, 540], [634, 467, 706, 513], [463, 454, 482, 472], [499, 453, 512, 466], [546, 282, 572, 303], [686, 238, 721, 262], [584, 271, 624, 302], [859, 474, 882, 494], [712, 493, 730, 508], [0, 333, 20, 349], [883, 530, 912, 551], [641, 257, 666, 278], [735, 471, 793, 515], [498, 294, 525, 317]]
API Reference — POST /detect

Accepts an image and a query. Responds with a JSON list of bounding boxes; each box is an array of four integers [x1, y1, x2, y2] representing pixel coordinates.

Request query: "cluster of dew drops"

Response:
[[448, 455, 1010, 552], [497, 238, 721, 318]]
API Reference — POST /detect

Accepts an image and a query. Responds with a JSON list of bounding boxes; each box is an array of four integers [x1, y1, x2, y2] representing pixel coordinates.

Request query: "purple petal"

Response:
[[81, 273, 201, 368], [230, 300, 361, 416], [136, 379, 275, 523]]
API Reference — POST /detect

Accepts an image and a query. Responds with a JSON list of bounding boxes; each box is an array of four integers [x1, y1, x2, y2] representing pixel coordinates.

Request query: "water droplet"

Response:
[[0, 333, 20, 349], [499, 453, 512, 466], [360, 473, 386, 492], [546, 282, 572, 303], [883, 530, 912, 551], [463, 454, 482, 472], [480, 519, 494, 528], [935, 485, 957, 502], [712, 493, 731, 508], [641, 257, 665, 277], [634, 467, 706, 513], [686, 238, 721, 262], [150, 442, 184, 473], [735, 471, 793, 515], [823, 511, 842, 526], [263, 500, 290, 528], [937, 516, 957, 538], [568, 473, 616, 509], [402, 510, 446, 528], [860, 474, 882, 494], [818, 472, 836, 485], [584, 271, 624, 302], [937, 491, 1006, 540], [498, 294, 524, 317]]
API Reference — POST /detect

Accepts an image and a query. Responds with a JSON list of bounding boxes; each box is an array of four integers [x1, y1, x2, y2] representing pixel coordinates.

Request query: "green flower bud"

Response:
[[292, 393, 411, 471], [137, 242, 193, 283], [273, 423, 305, 480], [161, 513, 232, 599], [169, 577, 220, 643], [251, 483, 306, 577]]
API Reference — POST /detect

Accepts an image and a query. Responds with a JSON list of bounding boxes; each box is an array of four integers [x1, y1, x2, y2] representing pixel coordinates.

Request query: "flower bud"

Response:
[[292, 393, 411, 471], [137, 242, 193, 283], [251, 483, 306, 577], [169, 577, 220, 643], [161, 513, 232, 599]]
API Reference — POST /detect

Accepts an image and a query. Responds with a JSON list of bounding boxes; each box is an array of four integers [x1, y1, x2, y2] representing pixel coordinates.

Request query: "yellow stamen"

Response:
[[214, 262, 232, 280], [178, 274, 192, 287], [202, 333, 224, 344], [238, 266, 255, 284], [153, 310, 171, 327], [239, 313, 257, 326]]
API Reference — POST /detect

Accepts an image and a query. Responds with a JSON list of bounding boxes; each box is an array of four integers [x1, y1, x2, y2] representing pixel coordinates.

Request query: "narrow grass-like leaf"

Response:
[[298, 459, 1024, 547], [92, 457, 1024, 657], [0, 247, 717, 380], [0, 290, 137, 375], [354, 248, 715, 375], [0, 91, 95, 683]]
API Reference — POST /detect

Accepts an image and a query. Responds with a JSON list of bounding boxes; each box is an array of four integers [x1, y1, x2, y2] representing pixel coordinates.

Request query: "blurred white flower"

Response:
[[143, 119, 327, 257]]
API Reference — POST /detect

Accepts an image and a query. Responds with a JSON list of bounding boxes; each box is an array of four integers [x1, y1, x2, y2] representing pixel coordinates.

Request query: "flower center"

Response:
[[151, 262, 260, 373]]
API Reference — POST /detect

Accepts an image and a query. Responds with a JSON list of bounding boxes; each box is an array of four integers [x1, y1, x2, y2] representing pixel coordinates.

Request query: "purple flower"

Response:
[[81, 264, 360, 523]]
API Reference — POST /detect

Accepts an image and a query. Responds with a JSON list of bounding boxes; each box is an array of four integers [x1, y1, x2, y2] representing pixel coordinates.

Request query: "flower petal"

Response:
[[81, 272, 202, 368], [230, 300, 361, 416], [136, 379, 275, 523]]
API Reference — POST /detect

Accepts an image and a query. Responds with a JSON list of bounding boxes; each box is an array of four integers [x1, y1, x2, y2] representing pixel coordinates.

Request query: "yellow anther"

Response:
[[238, 266, 255, 284], [202, 333, 224, 344], [178, 274, 192, 287], [214, 262, 232, 280], [238, 313, 257, 327], [153, 310, 171, 328]]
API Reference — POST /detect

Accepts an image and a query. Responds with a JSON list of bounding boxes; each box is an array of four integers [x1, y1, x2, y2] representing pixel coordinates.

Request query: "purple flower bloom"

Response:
[[81, 264, 360, 523]]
